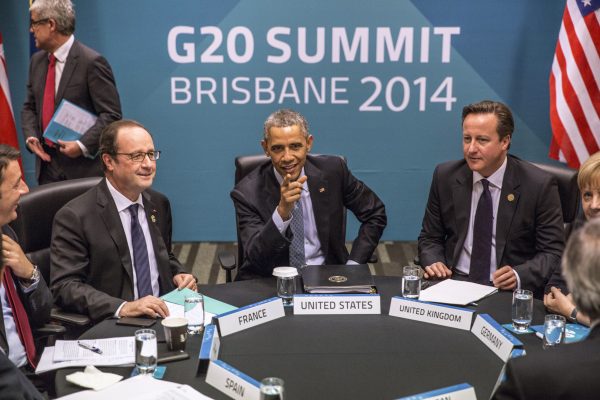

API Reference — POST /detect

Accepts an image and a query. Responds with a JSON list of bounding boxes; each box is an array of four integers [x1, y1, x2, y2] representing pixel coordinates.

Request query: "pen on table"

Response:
[[535, 332, 544, 339], [77, 341, 103, 355]]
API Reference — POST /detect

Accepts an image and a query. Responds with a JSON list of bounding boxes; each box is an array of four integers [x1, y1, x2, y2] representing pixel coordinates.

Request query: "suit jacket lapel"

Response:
[[305, 158, 330, 252], [142, 192, 172, 294], [55, 41, 79, 104], [496, 157, 520, 265], [451, 165, 473, 264], [97, 180, 134, 295]]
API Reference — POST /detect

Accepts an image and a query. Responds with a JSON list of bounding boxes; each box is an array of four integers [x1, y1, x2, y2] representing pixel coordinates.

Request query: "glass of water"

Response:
[[543, 314, 566, 349], [135, 329, 157, 374], [273, 267, 298, 306], [185, 294, 204, 334], [260, 377, 285, 400], [402, 266, 422, 299], [511, 289, 533, 332]]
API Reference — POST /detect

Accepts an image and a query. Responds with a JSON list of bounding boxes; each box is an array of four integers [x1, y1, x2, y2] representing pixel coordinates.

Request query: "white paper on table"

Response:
[[57, 374, 213, 400], [36, 347, 134, 374], [54, 337, 135, 362], [165, 301, 215, 326], [418, 279, 498, 306]]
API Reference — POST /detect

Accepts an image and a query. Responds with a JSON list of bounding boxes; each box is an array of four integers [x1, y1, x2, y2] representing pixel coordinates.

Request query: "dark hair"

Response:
[[99, 119, 148, 171], [0, 145, 21, 186], [263, 109, 309, 141], [462, 100, 514, 143]]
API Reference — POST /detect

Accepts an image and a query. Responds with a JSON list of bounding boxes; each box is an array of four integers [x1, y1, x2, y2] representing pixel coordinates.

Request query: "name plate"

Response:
[[215, 297, 285, 337], [206, 359, 261, 400], [197, 324, 220, 375], [397, 383, 476, 400], [471, 314, 523, 362], [389, 297, 474, 331], [293, 294, 381, 315]]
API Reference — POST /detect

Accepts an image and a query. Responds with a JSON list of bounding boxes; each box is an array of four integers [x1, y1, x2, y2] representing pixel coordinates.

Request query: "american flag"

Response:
[[0, 33, 22, 154], [549, 0, 600, 169]]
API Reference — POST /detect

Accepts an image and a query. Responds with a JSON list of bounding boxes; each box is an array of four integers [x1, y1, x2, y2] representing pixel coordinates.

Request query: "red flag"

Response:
[[549, 0, 600, 169]]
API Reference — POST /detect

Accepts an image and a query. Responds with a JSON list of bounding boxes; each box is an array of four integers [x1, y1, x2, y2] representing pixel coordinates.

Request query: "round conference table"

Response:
[[55, 276, 546, 399]]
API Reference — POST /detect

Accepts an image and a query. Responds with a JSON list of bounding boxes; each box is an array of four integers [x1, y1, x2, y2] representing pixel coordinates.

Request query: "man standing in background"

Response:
[[22, 0, 121, 184]]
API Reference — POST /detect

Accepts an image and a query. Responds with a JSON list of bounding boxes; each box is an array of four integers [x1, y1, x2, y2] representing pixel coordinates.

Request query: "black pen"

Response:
[[77, 341, 103, 355]]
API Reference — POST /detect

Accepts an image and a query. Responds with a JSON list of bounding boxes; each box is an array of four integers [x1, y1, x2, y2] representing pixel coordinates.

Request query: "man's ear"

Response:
[[102, 153, 114, 171], [306, 135, 314, 152], [261, 140, 270, 157]]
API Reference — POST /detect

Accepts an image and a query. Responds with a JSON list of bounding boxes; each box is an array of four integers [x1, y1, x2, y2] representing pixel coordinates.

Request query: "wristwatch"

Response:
[[28, 265, 40, 283], [569, 307, 578, 323]]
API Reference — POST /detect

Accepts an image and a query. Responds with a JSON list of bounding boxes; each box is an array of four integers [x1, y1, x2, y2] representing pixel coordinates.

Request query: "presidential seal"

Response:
[[328, 275, 348, 283]]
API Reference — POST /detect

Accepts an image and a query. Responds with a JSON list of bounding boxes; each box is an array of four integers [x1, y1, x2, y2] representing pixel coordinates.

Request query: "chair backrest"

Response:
[[532, 162, 579, 224], [9, 177, 102, 283], [233, 154, 347, 274]]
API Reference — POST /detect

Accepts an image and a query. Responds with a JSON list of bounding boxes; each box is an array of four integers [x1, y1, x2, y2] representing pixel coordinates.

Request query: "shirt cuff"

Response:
[[346, 260, 359, 265], [513, 268, 522, 289], [272, 208, 292, 234], [19, 276, 39, 293], [115, 302, 127, 318], [76, 140, 92, 158]]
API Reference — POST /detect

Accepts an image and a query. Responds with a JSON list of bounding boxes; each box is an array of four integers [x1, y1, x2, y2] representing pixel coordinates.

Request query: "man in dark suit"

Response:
[[232, 109, 387, 280], [50, 120, 196, 322], [418, 100, 564, 294], [0, 145, 52, 387], [22, 0, 121, 184], [493, 219, 600, 399]]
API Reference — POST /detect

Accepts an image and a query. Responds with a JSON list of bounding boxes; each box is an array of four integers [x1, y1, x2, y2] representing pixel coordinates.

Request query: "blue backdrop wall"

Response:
[[0, 1, 565, 241]]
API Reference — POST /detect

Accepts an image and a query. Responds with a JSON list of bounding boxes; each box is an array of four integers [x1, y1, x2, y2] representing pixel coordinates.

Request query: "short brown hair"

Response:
[[462, 100, 514, 143], [578, 152, 600, 190], [99, 119, 148, 171], [0, 145, 21, 186]]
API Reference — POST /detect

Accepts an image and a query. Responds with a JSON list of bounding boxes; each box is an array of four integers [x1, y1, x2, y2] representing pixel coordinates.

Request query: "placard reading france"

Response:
[[216, 297, 285, 336], [167, 25, 460, 111], [294, 294, 381, 315]]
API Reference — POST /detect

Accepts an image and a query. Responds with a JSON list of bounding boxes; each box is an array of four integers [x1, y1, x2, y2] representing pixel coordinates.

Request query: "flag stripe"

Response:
[[549, 0, 600, 169]]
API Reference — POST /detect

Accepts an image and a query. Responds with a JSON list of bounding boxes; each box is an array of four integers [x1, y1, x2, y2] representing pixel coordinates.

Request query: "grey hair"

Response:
[[562, 219, 600, 323], [263, 109, 309, 141], [30, 0, 75, 36]]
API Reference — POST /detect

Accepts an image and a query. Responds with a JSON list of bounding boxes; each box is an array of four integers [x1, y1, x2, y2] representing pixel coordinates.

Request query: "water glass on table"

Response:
[[273, 267, 298, 306], [543, 314, 566, 349], [184, 293, 205, 334], [511, 289, 533, 332], [260, 377, 285, 400], [402, 265, 422, 299], [135, 329, 157, 374]]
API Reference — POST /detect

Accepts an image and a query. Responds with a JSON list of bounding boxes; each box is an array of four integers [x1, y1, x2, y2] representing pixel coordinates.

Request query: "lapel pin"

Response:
[[151, 215, 157, 223], [319, 187, 325, 193], [507, 194, 515, 202]]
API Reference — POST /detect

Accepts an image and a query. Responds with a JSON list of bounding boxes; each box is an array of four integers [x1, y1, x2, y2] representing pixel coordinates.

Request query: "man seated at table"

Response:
[[493, 218, 600, 399], [231, 109, 387, 280], [418, 100, 564, 294], [0, 145, 52, 379], [50, 120, 196, 321]]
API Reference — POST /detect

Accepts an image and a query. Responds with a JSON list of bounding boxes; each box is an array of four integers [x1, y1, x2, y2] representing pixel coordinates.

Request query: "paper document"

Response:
[[43, 99, 97, 143], [164, 301, 215, 325], [418, 279, 497, 306], [57, 374, 212, 400], [54, 337, 135, 362], [36, 346, 134, 374], [160, 288, 237, 315]]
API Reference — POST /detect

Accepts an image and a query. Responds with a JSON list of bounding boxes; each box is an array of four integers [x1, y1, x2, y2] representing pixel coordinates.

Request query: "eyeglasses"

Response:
[[30, 18, 50, 28], [112, 151, 161, 162]]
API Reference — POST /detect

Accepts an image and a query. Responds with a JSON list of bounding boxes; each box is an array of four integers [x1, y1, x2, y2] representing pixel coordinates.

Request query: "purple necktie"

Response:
[[128, 204, 153, 297], [470, 179, 493, 284]]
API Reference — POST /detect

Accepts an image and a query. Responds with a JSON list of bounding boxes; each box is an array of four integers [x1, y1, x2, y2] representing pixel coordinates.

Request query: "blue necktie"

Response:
[[289, 201, 306, 267], [470, 179, 493, 284], [128, 204, 153, 298]]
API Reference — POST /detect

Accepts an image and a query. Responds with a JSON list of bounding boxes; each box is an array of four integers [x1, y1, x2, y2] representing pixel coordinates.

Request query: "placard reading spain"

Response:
[[215, 297, 285, 337], [206, 360, 261, 400], [389, 297, 474, 330], [293, 294, 381, 315]]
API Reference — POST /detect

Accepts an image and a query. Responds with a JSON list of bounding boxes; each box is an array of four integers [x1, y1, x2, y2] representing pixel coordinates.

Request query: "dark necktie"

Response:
[[42, 54, 56, 146], [3, 269, 36, 368], [128, 204, 153, 298], [470, 179, 493, 284], [289, 201, 305, 267]]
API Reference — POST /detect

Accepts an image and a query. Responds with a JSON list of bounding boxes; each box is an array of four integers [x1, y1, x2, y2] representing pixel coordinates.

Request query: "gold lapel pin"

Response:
[[319, 187, 325, 193], [507, 194, 515, 202]]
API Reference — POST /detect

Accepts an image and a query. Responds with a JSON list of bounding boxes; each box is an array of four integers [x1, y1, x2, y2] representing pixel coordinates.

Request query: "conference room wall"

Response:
[[0, 1, 565, 241]]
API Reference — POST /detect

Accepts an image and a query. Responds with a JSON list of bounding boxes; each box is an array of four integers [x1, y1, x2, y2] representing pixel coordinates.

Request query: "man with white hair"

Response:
[[493, 219, 600, 399]]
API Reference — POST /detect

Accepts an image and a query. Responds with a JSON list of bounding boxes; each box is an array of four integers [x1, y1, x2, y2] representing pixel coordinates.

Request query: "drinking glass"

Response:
[[402, 266, 422, 299], [273, 267, 298, 306], [260, 377, 285, 400], [543, 314, 566, 349], [135, 329, 157, 374], [185, 294, 204, 334], [511, 289, 533, 332]]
